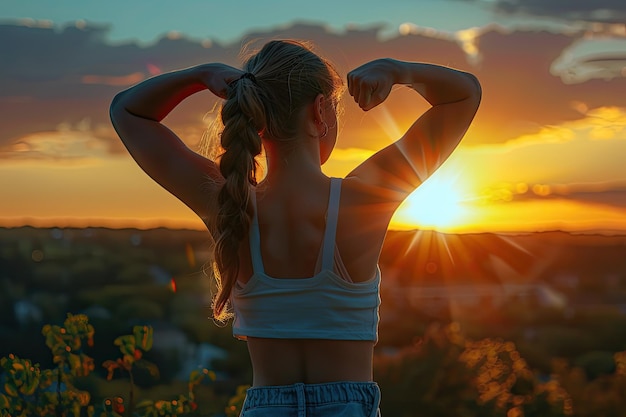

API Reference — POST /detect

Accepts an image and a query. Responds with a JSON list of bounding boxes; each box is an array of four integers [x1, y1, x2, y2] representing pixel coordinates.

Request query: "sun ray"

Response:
[[382, 227, 557, 327], [370, 103, 403, 140], [436, 232, 456, 267], [370, 103, 431, 183], [493, 234, 535, 257]]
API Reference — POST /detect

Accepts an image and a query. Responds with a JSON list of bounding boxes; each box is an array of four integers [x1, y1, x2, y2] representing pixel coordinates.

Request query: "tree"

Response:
[[375, 322, 572, 417]]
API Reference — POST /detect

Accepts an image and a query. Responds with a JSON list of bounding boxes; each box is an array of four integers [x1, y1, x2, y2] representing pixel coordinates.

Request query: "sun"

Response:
[[367, 104, 481, 232], [393, 166, 473, 232]]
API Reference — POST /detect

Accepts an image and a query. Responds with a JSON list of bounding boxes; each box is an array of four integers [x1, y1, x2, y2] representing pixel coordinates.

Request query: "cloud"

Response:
[[551, 37, 626, 84], [0, 21, 235, 155], [0, 20, 467, 158], [81, 73, 145, 87], [450, 106, 626, 205], [498, 106, 626, 146], [491, 0, 626, 24], [487, 181, 626, 210], [2, 17, 626, 164], [469, 28, 626, 143], [0, 118, 121, 163]]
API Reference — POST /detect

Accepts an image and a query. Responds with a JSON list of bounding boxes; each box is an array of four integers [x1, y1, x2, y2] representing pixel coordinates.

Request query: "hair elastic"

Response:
[[239, 72, 257, 84]]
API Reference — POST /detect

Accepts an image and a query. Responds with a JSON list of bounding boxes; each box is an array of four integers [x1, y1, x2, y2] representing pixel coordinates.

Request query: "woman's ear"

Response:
[[302, 94, 326, 138], [313, 94, 325, 124]]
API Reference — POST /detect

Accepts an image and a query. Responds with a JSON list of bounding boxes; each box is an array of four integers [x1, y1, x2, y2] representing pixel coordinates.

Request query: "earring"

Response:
[[320, 121, 328, 138]]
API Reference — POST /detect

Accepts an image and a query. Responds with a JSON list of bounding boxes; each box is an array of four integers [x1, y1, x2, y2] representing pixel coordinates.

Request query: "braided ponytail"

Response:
[[210, 40, 344, 321], [213, 76, 264, 320]]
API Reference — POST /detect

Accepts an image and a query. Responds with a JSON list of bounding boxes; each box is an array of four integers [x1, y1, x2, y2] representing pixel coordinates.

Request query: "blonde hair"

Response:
[[210, 40, 343, 321]]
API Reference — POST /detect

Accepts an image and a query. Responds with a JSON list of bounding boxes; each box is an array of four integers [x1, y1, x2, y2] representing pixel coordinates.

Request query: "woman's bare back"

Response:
[[236, 176, 389, 386], [247, 338, 375, 386], [237, 176, 393, 284]]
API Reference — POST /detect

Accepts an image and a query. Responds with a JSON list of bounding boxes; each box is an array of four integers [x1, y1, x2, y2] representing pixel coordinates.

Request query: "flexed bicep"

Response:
[[109, 64, 242, 221], [110, 99, 220, 220], [347, 61, 481, 205]]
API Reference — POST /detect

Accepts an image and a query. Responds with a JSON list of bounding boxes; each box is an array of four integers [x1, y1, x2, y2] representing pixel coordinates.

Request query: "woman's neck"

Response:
[[262, 137, 326, 186]]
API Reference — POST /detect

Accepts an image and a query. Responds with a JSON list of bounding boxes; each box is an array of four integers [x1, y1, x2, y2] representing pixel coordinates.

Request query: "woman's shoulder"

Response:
[[339, 175, 406, 206], [336, 176, 398, 234]]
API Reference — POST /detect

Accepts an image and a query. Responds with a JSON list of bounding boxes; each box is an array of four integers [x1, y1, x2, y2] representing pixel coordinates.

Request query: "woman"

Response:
[[110, 40, 481, 416]]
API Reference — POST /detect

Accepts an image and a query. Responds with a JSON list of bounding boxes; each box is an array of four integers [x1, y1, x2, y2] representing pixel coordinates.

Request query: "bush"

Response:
[[375, 322, 572, 417], [0, 314, 237, 417], [574, 351, 617, 380]]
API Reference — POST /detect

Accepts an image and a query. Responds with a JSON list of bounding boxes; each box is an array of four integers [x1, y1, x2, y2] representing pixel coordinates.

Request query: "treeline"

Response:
[[2, 227, 626, 416]]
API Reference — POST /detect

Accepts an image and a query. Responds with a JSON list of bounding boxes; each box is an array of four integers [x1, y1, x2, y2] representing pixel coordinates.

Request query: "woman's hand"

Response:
[[347, 58, 398, 111], [198, 63, 244, 99]]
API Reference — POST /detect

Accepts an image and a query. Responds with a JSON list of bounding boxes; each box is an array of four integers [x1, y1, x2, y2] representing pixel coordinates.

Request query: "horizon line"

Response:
[[2, 217, 626, 237]]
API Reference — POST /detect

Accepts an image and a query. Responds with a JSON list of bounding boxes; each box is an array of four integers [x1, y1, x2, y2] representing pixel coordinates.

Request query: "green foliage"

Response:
[[100, 323, 218, 416], [117, 264, 155, 285], [43, 313, 95, 375], [375, 322, 573, 417], [78, 285, 174, 313], [225, 385, 249, 417], [103, 324, 154, 378], [574, 351, 616, 380], [115, 300, 165, 322], [1, 313, 95, 417], [0, 314, 227, 417], [551, 355, 626, 417], [7, 312, 626, 417]]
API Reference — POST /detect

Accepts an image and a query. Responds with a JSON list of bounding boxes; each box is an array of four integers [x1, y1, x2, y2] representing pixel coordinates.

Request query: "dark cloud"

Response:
[[492, 0, 626, 24], [1, 19, 626, 160], [0, 21, 468, 155], [0, 23, 234, 99], [471, 28, 626, 141], [0, 22, 233, 154], [511, 183, 626, 209]]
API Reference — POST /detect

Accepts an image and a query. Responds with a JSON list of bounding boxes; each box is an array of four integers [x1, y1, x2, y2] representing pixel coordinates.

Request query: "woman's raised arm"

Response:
[[109, 63, 242, 220], [347, 58, 481, 205]]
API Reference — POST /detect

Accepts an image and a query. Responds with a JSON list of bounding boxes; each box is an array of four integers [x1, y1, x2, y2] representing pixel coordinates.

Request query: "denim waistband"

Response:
[[243, 380, 380, 408]]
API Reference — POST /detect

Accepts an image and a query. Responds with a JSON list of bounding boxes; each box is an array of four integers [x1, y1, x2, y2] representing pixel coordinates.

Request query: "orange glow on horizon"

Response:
[[3, 195, 626, 236], [2, 104, 626, 235]]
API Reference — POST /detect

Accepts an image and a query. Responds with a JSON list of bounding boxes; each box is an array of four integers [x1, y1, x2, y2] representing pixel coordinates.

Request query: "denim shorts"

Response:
[[239, 381, 381, 417]]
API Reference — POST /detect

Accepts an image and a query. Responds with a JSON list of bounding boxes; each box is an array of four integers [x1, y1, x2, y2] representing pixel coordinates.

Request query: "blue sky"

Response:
[[1, 0, 552, 44]]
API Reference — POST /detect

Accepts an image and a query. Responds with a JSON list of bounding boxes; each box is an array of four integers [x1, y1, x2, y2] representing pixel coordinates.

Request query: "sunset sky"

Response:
[[1, 0, 626, 234]]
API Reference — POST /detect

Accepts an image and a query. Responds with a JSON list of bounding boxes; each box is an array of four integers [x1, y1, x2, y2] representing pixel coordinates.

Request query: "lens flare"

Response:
[[394, 164, 474, 232]]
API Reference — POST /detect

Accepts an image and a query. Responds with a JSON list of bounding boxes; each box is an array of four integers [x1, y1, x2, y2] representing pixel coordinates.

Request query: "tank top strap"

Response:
[[321, 177, 342, 270], [248, 189, 265, 275]]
